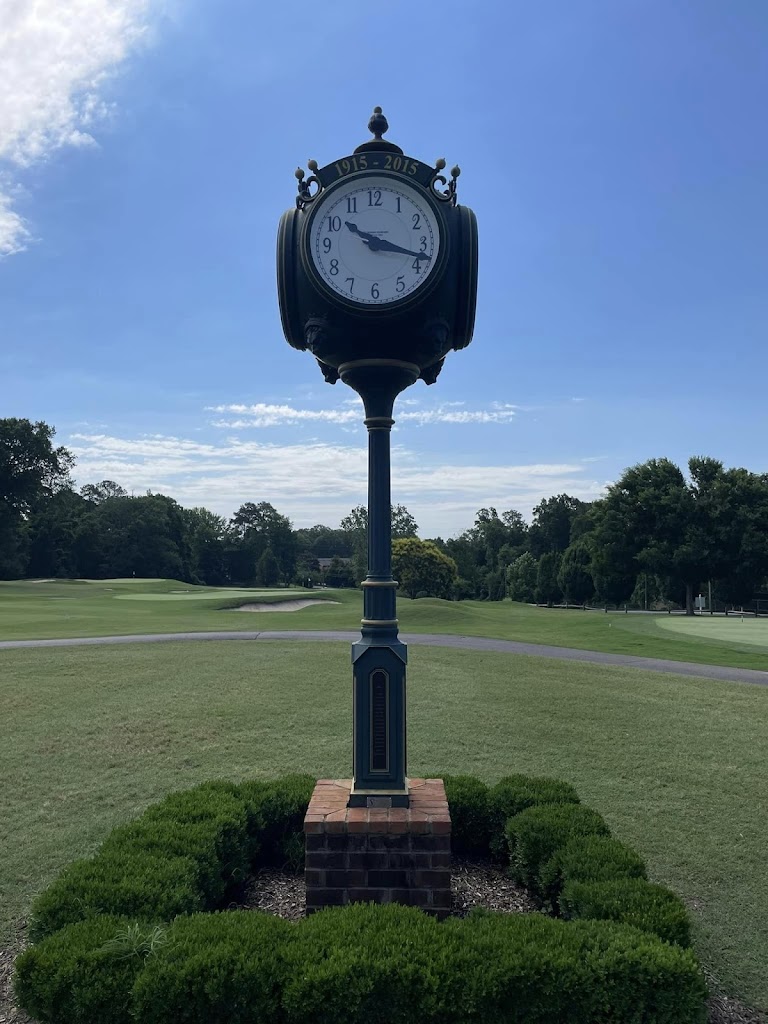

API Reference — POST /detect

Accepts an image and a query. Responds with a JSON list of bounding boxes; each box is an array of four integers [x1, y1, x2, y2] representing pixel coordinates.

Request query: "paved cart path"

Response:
[[1, 630, 766, 686]]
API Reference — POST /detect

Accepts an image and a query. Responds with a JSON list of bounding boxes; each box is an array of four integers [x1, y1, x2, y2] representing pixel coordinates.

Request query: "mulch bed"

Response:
[[1, 865, 765, 1024]]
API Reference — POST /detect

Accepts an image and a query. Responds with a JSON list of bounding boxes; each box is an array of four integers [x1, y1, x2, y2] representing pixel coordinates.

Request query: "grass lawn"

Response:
[[1, 639, 767, 1011], [1, 578, 768, 671]]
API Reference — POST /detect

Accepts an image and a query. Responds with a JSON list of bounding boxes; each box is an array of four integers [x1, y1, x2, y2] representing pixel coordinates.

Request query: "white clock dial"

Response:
[[308, 177, 440, 305]]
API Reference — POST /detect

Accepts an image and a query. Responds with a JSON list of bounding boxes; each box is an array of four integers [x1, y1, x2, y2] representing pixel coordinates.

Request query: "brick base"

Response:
[[303, 779, 452, 918]]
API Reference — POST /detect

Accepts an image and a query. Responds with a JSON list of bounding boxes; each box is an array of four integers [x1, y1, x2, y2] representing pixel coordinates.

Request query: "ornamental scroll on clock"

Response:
[[277, 107, 478, 383]]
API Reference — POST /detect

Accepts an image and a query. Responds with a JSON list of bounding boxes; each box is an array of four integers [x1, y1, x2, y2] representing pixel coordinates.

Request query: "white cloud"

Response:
[[0, 0, 152, 255], [207, 401, 518, 429], [0, 191, 31, 255], [67, 431, 608, 536]]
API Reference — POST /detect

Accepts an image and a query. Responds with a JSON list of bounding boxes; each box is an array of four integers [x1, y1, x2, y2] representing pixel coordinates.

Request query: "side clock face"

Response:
[[307, 176, 441, 306]]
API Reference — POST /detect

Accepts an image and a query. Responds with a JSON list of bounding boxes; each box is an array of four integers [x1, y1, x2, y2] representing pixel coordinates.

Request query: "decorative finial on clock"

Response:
[[355, 106, 403, 155], [368, 106, 388, 140]]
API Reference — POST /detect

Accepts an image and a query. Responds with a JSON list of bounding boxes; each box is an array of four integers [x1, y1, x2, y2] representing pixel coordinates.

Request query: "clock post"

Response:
[[278, 108, 477, 913]]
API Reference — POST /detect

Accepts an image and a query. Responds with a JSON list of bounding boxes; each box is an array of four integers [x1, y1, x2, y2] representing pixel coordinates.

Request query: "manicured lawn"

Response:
[[1, 578, 767, 671], [1, 639, 767, 1011]]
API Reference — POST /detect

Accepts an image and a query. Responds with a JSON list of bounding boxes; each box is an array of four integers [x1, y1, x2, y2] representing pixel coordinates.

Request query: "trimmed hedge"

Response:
[[17, 904, 707, 1024], [440, 775, 491, 856], [17, 771, 705, 1024], [506, 802, 610, 893], [30, 774, 315, 941], [487, 773, 580, 862], [133, 912, 294, 1024], [539, 834, 648, 911], [561, 877, 693, 947], [14, 915, 146, 1024]]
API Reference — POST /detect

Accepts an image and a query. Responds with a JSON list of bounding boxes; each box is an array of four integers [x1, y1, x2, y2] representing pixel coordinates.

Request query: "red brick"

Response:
[[347, 817, 369, 834], [306, 888, 345, 907], [326, 869, 366, 888], [305, 851, 331, 870], [347, 888, 386, 903], [406, 816, 430, 834], [431, 888, 453, 908], [388, 817, 409, 834], [431, 818, 452, 835], [303, 815, 325, 834], [431, 852, 451, 869], [367, 809, 389, 833], [304, 870, 324, 887], [347, 807, 367, 823], [414, 870, 450, 888]]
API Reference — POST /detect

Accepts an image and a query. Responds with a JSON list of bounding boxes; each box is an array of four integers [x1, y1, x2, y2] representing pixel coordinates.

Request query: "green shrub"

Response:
[[488, 774, 579, 862], [540, 834, 647, 910], [506, 802, 610, 893], [561, 878, 693, 947], [236, 773, 315, 871], [14, 916, 147, 1024], [133, 911, 294, 1024], [30, 851, 203, 941], [283, 903, 468, 1024], [450, 912, 706, 1023], [440, 775, 491, 856]]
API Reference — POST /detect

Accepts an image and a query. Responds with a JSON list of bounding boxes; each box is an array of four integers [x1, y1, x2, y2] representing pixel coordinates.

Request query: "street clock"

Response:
[[277, 109, 478, 807], [278, 107, 477, 383]]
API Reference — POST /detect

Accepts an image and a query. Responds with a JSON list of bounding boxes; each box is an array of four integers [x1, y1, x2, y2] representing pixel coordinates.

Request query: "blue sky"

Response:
[[1, 0, 766, 538]]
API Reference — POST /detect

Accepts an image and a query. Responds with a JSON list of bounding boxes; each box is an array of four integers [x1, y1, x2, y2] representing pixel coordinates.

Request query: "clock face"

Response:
[[307, 176, 441, 306]]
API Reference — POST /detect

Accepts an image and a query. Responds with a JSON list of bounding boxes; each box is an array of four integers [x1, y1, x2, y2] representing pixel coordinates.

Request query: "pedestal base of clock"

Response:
[[303, 778, 452, 918]]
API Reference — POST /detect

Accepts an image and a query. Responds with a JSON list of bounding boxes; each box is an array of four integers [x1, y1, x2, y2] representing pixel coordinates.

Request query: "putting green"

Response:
[[116, 589, 305, 602], [657, 616, 768, 650]]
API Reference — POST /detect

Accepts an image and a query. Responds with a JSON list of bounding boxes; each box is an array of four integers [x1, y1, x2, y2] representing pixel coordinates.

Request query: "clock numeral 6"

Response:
[[396, 276, 405, 293], [371, 283, 380, 299]]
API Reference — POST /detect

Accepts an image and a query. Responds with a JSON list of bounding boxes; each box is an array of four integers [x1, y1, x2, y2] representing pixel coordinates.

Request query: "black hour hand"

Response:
[[345, 221, 375, 243]]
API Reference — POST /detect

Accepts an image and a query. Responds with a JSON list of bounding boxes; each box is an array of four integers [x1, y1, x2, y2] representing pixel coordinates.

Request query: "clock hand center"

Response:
[[345, 220, 430, 260]]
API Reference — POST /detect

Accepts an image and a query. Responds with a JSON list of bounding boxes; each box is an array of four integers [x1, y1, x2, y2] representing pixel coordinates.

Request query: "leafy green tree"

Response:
[[507, 552, 538, 603], [26, 488, 89, 578], [392, 537, 458, 600], [90, 494, 192, 580], [0, 418, 74, 579], [256, 546, 280, 586], [228, 501, 296, 584], [587, 506, 637, 606], [80, 480, 128, 504], [596, 458, 723, 615], [557, 541, 595, 604], [528, 494, 587, 558], [534, 552, 563, 606], [325, 556, 355, 588], [184, 507, 228, 585]]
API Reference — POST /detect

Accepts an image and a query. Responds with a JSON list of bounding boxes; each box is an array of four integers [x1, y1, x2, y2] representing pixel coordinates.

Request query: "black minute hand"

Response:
[[345, 221, 431, 261]]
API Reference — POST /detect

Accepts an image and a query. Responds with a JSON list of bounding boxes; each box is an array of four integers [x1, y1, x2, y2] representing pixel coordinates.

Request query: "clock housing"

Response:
[[302, 172, 447, 310], [278, 138, 477, 384]]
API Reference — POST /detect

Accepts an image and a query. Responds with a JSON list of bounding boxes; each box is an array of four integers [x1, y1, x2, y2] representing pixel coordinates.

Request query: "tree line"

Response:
[[2, 418, 767, 614]]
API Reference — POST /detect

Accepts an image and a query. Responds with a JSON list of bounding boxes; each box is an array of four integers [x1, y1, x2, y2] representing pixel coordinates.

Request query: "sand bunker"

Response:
[[235, 600, 340, 612]]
